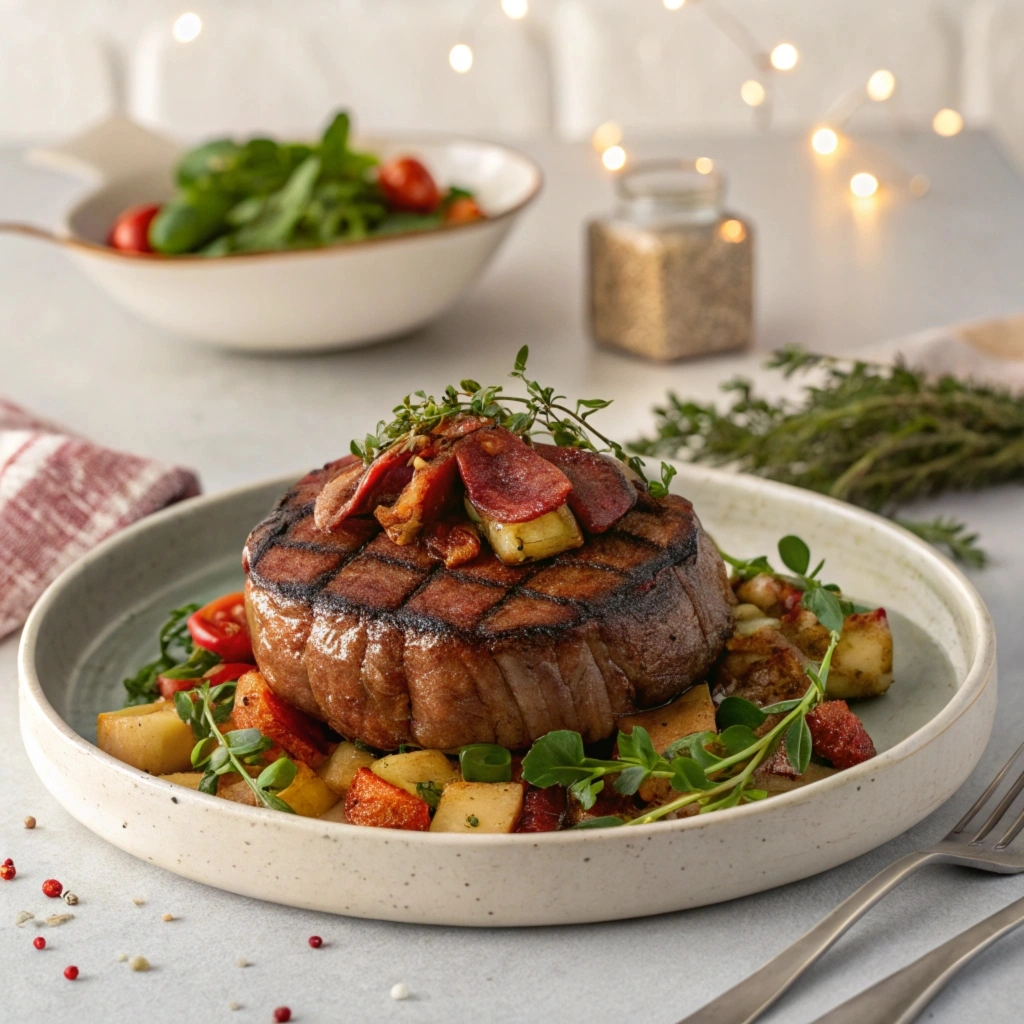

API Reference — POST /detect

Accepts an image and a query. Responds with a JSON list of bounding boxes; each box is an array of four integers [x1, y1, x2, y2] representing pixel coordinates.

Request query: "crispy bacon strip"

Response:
[[534, 444, 637, 533], [314, 446, 414, 532], [456, 427, 572, 524], [424, 517, 481, 568], [375, 449, 461, 545]]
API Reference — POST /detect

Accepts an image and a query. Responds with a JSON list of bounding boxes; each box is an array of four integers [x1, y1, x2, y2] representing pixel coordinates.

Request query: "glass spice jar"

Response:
[[587, 160, 754, 361]]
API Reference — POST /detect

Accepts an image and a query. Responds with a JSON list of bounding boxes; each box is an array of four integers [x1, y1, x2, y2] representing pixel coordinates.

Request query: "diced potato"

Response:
[[467, 499, 583, 565], [827, 608, 894, 700], [618, 683, 717, 754], [430, 781, 524, 834], [277, 762, 340, 817], [318, 802, 348, 823], [317, 741, 377, 796], [96, 701, 194, 775], [371, 749, 459, 798], [619, 684, 718, 803], [159, 771, 204, 790]]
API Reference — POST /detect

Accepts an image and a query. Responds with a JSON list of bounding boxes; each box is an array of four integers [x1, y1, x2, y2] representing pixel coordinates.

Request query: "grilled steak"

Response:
[[243, 461, 734, 751]]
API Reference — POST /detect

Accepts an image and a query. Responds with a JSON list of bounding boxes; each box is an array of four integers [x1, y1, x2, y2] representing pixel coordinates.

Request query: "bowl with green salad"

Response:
[[5, 111, 541, 351]]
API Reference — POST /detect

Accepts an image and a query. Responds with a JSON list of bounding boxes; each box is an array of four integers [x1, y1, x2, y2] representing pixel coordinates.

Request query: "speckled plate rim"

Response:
[[18, 463, 996, 852]]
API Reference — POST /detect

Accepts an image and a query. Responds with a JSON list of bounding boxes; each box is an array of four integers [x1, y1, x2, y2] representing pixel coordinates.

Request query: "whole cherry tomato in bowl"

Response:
[[187, 592, 255, 663], [107, 204, 162, 253], [378, 157, 441, 213]]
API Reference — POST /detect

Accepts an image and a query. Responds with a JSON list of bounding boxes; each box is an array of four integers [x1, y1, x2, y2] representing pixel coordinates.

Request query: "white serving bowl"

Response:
[[2, 118, 541, 352], [18, 463, 996, 927]]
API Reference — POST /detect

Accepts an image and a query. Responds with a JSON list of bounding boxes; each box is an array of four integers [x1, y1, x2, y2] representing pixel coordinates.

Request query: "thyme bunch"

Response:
[[630, 348, 1024, 565], [349, 346, 678, 497]]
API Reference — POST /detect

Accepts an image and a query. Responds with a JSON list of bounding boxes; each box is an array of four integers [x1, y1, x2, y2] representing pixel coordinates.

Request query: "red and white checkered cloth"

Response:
[[0, 398, 200, 639]]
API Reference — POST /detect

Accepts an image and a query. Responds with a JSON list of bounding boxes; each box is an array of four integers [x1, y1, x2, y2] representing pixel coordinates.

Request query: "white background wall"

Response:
[[0, 0, 1013, 146]]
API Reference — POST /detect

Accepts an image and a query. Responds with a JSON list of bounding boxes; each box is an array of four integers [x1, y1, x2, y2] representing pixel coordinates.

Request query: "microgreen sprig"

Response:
[[721, 534, 857, 634], [521, 631, 840, 828], [348, 347, 679, 498], [174, 681, 296, 813], [123, 603, 202, 706]]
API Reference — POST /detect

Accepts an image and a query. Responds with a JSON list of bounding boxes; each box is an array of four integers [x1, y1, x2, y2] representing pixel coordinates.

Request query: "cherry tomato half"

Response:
[[107, 204, 161, 253], [444, 196, 483, 225], [378, 157, 440, 213], [187, 592, 255, 663]]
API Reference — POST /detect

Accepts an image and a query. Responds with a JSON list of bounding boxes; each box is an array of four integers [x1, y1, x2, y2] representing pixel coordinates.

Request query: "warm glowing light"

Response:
[[501, 0, 529, 19], [909, 175, 931, 197], [172, 12, 202, 43], [866, 69, 896, 102], [769, 43, 798, 71], [850, 173, 879, 198], [811, 128, 838, 155], [932, 108, 963, 137], [591, 121, 622, 153], [449, 43, 474, 73], [602, 146, 627, 171], [663, 0, 686, 9], [740, 80, 766, 107], [694, 157, 714, 175], [719, 219, 747, 243]]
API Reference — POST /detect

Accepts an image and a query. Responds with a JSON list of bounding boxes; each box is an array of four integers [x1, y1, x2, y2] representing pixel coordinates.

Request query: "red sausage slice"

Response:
[[534, 444, 637, 533], [456, 427, 572, 524], [314, 446, 413, 531]]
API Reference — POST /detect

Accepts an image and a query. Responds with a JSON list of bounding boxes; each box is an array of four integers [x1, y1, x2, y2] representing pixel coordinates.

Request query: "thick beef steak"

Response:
[[243, 463, 734, 750]]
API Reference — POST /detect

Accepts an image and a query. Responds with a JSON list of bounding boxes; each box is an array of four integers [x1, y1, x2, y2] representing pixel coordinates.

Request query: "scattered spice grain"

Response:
[[23, 816, 36, 829], [15, 912, 33, 927], [307, 935, 322, 948], [129, 955, 150, 972], [33, 937, 46, 950], [273, 1008, 292, 1023], [63, 966, 79, 981], [391, 982, 409, 1001], [42, 879, 63, 899], [62, 892, 79, 906], [161, 913, 174, 922], [1, 862, 16, 881], [131, 897, 145, 906]]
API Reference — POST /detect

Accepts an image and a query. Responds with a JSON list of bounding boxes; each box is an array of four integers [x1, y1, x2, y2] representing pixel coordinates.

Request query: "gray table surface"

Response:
[[1, 131, 1023, 1023]]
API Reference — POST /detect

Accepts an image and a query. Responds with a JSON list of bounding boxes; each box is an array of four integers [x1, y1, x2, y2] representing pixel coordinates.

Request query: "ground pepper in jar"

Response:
[[588, 160, 753, 361]]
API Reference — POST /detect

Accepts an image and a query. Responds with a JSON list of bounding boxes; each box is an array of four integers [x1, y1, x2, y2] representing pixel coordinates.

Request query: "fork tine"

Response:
[[970, 769, 1024, 843], [995, 802, 1024, 850], [951, 738, 1024, 835]]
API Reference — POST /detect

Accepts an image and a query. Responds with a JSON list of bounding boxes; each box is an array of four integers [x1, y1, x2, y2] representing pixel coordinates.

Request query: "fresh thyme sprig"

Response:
[[174, 681, 297, 812], [521, 631, 838, 828], [348, 346, 679, 498], [123, 603, 202, 706], [629, 347, 1024, 565]]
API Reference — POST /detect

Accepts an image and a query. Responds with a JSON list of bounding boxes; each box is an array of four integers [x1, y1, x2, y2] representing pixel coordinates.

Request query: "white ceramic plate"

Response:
[[18, 464, 996, 927], [0, 118, 541, 352]]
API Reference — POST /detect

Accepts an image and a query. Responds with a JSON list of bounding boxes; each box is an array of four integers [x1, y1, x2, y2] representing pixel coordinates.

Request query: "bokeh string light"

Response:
[[501, 0, 529, 20], [172, 12, 202, 43], [811, 128, 838, 155], [601, 145, 627, 172], [449, 43, 473, 74]]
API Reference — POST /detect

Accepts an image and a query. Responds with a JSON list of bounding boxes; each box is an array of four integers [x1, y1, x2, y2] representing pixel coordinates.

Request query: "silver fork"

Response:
[[677, 738, 1024, 1024]]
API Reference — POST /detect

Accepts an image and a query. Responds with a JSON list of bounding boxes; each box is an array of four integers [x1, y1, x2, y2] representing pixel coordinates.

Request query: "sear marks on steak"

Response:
[[243, 462, 735, 750]]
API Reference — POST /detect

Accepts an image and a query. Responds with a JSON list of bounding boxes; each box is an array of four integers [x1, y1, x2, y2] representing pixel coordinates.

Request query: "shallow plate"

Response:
[[19, 465, 996, 926]]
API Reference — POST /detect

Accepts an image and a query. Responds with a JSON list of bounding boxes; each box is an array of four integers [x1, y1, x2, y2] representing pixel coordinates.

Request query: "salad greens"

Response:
[[148, 111, 471, 256]]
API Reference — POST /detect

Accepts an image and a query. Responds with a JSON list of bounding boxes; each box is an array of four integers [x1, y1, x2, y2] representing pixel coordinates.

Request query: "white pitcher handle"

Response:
[[26, 116, 182, 184]]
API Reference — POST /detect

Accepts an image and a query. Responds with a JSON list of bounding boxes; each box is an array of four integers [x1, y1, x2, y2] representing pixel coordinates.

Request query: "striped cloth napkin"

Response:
[[0, 399, 200, 639]]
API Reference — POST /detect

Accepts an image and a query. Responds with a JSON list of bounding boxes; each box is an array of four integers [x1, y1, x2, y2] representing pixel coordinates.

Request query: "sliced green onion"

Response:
[[459, 744, 512, 783]]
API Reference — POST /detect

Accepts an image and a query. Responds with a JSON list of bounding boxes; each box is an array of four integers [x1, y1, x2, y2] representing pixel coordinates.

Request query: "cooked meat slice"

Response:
[[246, 476, 734, 749], [534, 444, 637, 533], [456, 427, 572, 523]]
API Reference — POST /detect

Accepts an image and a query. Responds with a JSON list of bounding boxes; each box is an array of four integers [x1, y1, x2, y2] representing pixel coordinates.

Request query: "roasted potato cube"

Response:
[[159, 771, 204, 790], [371, 749, 459, 798], [430, 781, 524, 834], [277, 762, 340, 817], [233, 671, 329, 767], [618, 683, 718, 803], [618, 683, 717, 754], [96, 701, 194, 775], [467, 499, 583, 565], [317, 741, 377, 796], [827, 608, 894, 699], [344, 768, 431, 831]]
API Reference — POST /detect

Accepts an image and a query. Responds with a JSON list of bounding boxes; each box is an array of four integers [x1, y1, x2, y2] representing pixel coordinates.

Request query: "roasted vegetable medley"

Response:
[[106, 111, 483, 256], [98, 533, 892, 832]]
